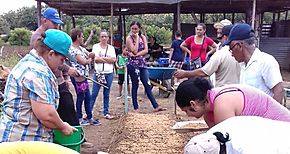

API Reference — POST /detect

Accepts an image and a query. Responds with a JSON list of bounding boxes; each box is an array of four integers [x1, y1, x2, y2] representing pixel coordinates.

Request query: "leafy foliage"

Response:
[[8, 28, 31, 46], [0, 17, 10, 34]]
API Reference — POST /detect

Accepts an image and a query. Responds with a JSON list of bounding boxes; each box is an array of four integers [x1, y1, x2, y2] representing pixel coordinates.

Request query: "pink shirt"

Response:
[[207, 84, 290, 124], [184, 35, 214, 62]]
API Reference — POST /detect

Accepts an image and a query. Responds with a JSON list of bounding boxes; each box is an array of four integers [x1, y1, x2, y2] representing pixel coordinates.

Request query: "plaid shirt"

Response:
[[0, 49, 59, 142]]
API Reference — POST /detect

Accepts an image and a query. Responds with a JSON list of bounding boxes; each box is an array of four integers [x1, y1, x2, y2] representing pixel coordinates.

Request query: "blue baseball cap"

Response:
[[222, 23, 255, 46], [42, 8, 64, 25], [43, 29, 72, 57]]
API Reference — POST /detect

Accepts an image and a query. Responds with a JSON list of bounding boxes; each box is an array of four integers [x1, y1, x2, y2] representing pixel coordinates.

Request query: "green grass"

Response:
[[0, 53, 20, 69]]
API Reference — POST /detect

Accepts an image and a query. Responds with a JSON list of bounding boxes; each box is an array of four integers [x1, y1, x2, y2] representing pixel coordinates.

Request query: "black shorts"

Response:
[[118, 74, 130, 85]]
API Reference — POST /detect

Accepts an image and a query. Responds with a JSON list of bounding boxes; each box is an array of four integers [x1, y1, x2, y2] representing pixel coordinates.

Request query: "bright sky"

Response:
[[0, 0, 36, 14]]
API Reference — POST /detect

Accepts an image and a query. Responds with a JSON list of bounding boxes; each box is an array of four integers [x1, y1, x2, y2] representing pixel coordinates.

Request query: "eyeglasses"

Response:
[[229, 42, 240, 53]]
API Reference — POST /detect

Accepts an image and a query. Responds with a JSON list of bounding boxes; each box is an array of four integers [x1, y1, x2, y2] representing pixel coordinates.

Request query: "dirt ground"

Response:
[[75, 75, 207, 154], [75, 70, 290, 154]]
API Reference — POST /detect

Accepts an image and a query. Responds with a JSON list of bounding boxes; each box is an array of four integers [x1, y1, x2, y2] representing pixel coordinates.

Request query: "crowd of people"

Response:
[[0, 6, 289, 154]]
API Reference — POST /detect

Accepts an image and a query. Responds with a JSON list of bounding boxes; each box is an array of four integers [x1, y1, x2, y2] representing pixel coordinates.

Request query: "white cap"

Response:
[[214, 19, 232, 29], [184, 133, 220, 154]]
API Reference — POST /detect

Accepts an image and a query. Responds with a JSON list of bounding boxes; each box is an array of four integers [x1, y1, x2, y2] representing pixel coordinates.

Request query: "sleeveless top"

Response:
[[128, 35, 146, 68], [206, 84, 290, 124]]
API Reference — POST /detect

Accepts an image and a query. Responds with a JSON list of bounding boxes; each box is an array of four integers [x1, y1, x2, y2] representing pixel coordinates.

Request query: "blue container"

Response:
[[146, 67, 176, 80], [157, 58, 169, 65]]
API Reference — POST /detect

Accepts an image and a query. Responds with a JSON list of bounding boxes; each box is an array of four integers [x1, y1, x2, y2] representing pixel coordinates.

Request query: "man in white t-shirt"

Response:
[[184, 116, 290, 154], [175, 25, 240, 87], [222, 23, 284, 103]]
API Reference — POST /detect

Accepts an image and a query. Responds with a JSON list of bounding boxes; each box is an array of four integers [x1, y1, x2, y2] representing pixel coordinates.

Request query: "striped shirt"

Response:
[[0, 49, 59, 142]]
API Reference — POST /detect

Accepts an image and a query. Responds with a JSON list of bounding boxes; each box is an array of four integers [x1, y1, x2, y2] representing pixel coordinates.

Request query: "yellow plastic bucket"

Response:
[[53, 126, 85, 152]]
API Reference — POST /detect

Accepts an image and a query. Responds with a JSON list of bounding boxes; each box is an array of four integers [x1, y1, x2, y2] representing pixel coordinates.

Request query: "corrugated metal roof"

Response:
[[36, 0, 290, 16]]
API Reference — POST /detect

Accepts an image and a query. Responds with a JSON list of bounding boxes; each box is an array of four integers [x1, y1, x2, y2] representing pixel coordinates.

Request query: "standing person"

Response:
[[222, 23, 284, 103], [29, 7, 79, 126], [169, 30, 186, 69], [180, 23, 217, 69], [30, 8, 63, 50], [90, 30, 116, 120], [213, 19, 232, 43], [175, 78, 290, 128], [0, 29, 76, 142], [115, 45, 131, 99], [69, 28, 100, 126], [175, 25, 240, 87], [125, 21, 165, 112]]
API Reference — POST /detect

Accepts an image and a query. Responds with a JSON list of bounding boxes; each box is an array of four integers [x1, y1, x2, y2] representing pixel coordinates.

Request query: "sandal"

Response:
[[104, 114, 114, 120], [153, 107, 167, 112]]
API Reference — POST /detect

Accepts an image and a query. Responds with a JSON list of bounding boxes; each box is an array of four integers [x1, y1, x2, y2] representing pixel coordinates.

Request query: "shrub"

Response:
[[8, 28, 31, 46]]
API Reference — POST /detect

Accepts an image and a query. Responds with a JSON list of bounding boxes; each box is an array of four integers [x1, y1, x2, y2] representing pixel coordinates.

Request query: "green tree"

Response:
[[8, 28, 31, 46], [0, 17, 10, 34], [17, 6, 38, 30]]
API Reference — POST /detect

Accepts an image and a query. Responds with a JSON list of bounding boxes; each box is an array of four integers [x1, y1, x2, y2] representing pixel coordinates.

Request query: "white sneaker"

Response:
[[127, 96, 131, 99]]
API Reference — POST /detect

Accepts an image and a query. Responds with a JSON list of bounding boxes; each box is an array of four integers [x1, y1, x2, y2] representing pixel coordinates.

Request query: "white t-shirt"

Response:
[[92, 43, 116, 74], [185, 116, 290, 154], [208, 116, 290, 154], [240, 48, 282, 96], [202, 45, 240, 87]]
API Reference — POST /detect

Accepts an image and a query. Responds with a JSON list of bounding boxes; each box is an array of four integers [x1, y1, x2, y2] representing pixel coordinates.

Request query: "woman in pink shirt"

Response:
[[180, 23, 217, 66], [175, 77, 290, 128]]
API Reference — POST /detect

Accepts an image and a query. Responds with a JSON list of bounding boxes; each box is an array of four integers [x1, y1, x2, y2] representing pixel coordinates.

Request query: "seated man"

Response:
[[148, 36, 163, 62]]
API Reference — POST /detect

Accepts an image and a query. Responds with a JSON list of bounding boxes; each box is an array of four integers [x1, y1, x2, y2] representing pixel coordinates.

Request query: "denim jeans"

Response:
[[127, 64, 159, 110], [90, 72, 114, 115], [75, 80, 92, 120]]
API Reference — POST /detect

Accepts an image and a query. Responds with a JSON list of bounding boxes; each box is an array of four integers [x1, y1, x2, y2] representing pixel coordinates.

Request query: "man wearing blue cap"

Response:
[[175, 25, 240, 87], [30, 8, 64, 49], [222, 23, 284, 103], [0, 29, 77, 142]]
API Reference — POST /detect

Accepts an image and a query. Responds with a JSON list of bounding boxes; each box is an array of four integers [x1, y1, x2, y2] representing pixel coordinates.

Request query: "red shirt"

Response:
[[184, 35, 214, 62]]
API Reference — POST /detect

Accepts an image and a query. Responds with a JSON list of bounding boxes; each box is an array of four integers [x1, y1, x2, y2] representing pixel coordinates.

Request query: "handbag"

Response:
[[95, 45, 108, 84], [75, 80, 89, 94], [189, 36, 205, 70]]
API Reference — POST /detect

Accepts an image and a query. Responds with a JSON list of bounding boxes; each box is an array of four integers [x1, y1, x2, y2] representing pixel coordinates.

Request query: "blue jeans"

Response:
[[90, 72, 114, 115], [127, 64, 159, 110], [75, 80, 92, 120]]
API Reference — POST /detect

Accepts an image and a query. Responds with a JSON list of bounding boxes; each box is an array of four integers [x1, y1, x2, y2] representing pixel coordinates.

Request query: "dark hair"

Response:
[[175, 30, 182, 37], [130, 21, 142, 36], [197, 23, 206, 30], [175, 78, 213, 108], [213, 132, 230, 154], [150, 36, 156, 42], [70, 28, 82, 42]]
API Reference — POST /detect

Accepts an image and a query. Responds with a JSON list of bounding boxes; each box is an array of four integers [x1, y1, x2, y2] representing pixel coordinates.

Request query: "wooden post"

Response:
[[72, 16, 76, 28], [122, 15, 126, 44], [177, 2, 181, 31], [110, 3, 114, 45], [37, 1, 41, 27], [251, 0, 256, 29], [285, 10, 288, 21], [232, 13, 235, 23], [124, 66, 128, 114]]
